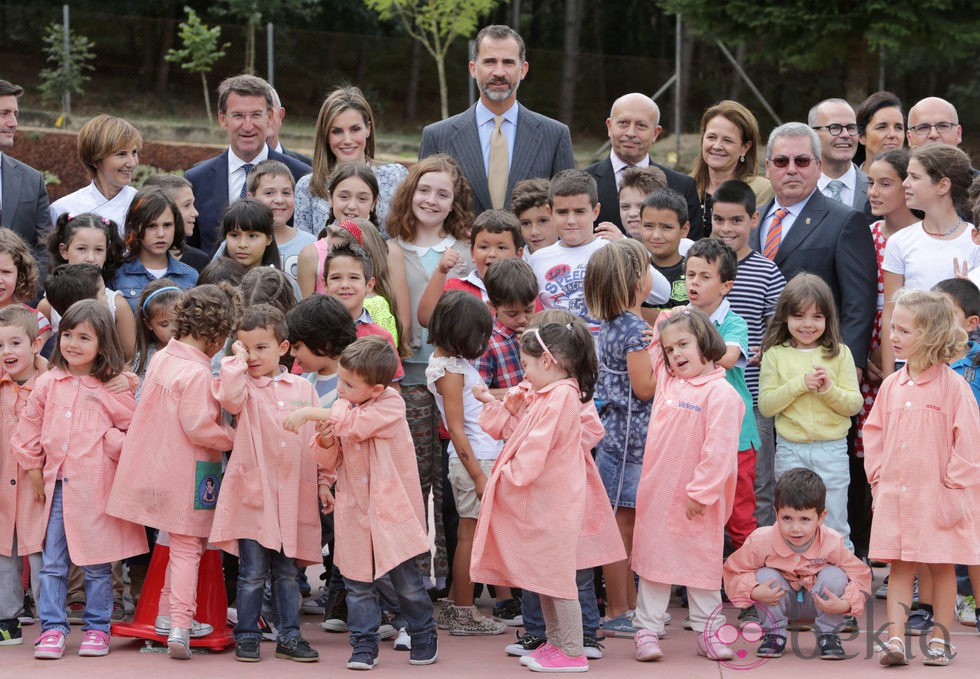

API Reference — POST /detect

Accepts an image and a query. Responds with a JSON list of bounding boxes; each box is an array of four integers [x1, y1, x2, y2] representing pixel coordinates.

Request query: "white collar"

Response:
[[228, 145, 270, 173]]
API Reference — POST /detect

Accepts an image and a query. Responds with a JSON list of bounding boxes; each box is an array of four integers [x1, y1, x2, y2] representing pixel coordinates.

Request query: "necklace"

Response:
[[924, 216, 962, 237]]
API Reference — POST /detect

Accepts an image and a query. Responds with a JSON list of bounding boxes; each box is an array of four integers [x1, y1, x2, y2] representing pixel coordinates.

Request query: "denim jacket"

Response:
[[112, 253, 198, 313]]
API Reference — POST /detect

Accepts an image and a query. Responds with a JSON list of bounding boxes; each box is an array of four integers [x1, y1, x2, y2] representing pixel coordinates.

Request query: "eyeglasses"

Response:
[[811, 123, 858, 137], [770, 155, 815, 168], [908, 121, 958, 136], [226, 111, 268, 123]]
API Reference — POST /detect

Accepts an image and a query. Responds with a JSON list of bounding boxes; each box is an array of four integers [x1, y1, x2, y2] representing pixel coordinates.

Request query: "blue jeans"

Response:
[[344, 558, 435, 652], [754, 566, 848, 635], [38, 482, 112, 634], [234, 539, 300, 643], [521, 568, 599, 639]]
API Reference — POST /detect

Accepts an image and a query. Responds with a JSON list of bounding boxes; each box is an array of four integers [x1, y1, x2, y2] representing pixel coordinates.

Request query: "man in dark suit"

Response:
[[0, 79, 51, 294], [584, 93, 704, 238], [268, 86, 312, 165], [809, 98, 870, 216], [418, 25, 574, 215], [750, 122, 876, 373], [185, 74, 310, 254]]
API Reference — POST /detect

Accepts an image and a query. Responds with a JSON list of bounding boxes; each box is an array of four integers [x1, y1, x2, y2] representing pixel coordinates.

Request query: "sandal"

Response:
[[922, 637, 956, 666], [877, 636, 908, 666]]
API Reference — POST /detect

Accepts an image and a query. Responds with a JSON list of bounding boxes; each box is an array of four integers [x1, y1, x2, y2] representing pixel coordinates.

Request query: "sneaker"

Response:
[[393, 627, 410, 651], [583, 635, 603, 660], [434, 598, 455, 629], [817, 633, 846, 660], [346, 648, 378, 670], [493, 598, 524, 626], [409, 630, 438, 665], [0, 618, 22, 645], [258, 615, 278, 641], [506, 631, 546, 656], [956, 594, 977, 627], [697, 631, 734, 661], [320, 590, 347, 632], [275, 636, 319, 662], [19, 592, 35, 625], [874, 575, 888, 599], [110, 600, 125, 622], [525, 646, 588, 673], [301, 593, 330, 616], [682, 615, 694, 630], [450, 605, 506, 636], [153, 615, 214, 638], [34, 629, 66, 659], [738, 605, 762, 628], [378, 619, 396, 640], [235, 638, 260, 662], [840, 614, 858, 633], [167, 627, 191, 660], [66, 601, 84, 625], [78, 629, 110, 657], [906, 609, 934, 636], [634, 629, 663, 662], [600, 610, 636, 638], [123, 596, 135, 615], [756, 633, 786, 658]]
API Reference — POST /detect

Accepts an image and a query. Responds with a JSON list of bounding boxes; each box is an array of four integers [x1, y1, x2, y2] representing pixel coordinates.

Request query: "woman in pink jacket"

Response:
[[106, 284, 238, 660], [12, 300, 145, 660], [631, 307, 743, 664], [471, 320, 617, 674]]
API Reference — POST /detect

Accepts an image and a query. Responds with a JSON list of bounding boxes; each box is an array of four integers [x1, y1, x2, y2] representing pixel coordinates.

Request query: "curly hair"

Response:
[[172, 283, 240, 345], [386, 154, 472, 242], [0, 228, 38, 301]]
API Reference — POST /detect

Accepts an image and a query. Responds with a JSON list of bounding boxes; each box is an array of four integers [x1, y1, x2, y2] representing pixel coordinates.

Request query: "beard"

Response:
[[479, 77, 521, 102]]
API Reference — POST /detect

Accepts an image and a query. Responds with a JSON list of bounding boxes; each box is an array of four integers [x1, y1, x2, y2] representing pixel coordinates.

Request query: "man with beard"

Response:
[[419, 25, 574, 214]]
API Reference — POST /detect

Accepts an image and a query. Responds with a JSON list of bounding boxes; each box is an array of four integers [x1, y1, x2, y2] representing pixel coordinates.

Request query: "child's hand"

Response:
[[750, 579, 786, 606], [594, 221, 625, 242], [231, 340, 248, 359], [954, 257, 971, 279], [812, 588, 851, 615], [105, 371, 138, 394], [318, 484, 335, 514], [472, 384, 494, 404], [641, 323, 655, 347], [803, 369, 822, 391], [685, 497, 705, 519], [747, 345, 763, 367], [28, 469, 45, 504], [502, 387, 526, 415], [813, 366, 832, 393], [437, 248, 461, 274], [284, 407, 329, 433], [474, 473, 488, 501]]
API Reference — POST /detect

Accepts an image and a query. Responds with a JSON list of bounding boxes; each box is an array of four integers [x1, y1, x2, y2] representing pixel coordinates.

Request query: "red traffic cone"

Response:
[[112, 544, 234, 650]]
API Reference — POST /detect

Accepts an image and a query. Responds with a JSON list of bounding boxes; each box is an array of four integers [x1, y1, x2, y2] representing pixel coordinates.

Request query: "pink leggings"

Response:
[[159, 533, 207, 628]]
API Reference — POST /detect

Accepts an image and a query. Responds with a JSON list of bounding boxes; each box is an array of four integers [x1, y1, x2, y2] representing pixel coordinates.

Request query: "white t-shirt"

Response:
[[882, 221, 980, 291], [529, 238, 608, 333], [425, 355, 502, 461]]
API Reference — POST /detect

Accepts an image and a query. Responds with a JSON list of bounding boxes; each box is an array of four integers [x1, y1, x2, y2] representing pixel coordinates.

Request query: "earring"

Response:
[[739, 155, 745, 163]]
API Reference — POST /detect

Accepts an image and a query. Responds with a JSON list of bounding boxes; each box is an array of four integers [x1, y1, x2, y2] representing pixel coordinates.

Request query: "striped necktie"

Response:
[[763, 208, 790, 260]]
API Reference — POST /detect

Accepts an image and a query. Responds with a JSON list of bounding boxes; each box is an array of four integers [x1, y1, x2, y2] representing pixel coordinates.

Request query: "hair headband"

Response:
[[336, 220, 364, 246], [141, 286, 181, 314], [67, 213, 112, 226]]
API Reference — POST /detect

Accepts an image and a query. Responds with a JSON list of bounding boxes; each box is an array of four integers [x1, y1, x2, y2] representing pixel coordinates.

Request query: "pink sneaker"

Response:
[[697, 631, 734, 661], [525, 647, 589, 673], [34, 629, 67, 659], [78, 630, 110, 657], [634, 629, 663, 661], [520, 642, 558, 667]]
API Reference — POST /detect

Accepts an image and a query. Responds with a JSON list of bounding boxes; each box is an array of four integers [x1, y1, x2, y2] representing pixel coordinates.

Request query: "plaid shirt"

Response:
[[476, 320, 523, 388]]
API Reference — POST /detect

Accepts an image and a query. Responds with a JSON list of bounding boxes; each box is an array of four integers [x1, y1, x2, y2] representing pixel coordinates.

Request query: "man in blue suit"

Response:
[[185, 74, 309, 254], [418, 25, 574, 215]]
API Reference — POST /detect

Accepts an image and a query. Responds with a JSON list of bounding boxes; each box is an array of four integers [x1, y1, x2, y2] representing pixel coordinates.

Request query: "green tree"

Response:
[[364, 0, 503, 120], [38, 23, 96, 117], [166, 7, 230, 125], [214, 0, 321, 74]]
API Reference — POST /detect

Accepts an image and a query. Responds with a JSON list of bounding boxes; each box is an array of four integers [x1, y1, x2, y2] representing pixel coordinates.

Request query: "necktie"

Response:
[[240, 163, 255, 199], [825, 179, 845, 203], [763, 208, 790, 260], [488, 116, 508, 209]]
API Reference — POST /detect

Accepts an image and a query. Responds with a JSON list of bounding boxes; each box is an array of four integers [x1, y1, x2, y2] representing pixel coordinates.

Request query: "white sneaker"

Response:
[[393, 627, 411, 651], [154, 615, 214, 638], [956, 594, 977, 627]]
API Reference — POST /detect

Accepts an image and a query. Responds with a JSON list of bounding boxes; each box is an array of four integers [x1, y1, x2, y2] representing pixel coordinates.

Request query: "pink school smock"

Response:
[[107, 339, 234, 537], [11, 368, 147, 566], [311, 388, 430, 582], [470, 378, 621, 600], [0, 370, 47, 557], [631, 328, 743, 591], [209, 355, 325, 565], [863, 363, 980, 565]]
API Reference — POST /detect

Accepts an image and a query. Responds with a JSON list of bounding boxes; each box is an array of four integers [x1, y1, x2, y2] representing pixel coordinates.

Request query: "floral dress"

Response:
[[855, 221, 887, 457]]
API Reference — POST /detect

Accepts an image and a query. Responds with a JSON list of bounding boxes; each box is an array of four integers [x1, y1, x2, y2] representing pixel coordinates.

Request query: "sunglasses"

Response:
[[770, 155, 815, 168]]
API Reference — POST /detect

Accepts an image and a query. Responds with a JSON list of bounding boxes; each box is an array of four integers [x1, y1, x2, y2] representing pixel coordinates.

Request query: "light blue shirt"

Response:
[[761, 190, 816, 249], [475, 100, 518, 175]]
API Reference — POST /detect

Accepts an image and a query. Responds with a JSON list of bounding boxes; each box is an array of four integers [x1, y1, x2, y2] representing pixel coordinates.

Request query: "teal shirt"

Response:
[[708, 300, 761, 451]]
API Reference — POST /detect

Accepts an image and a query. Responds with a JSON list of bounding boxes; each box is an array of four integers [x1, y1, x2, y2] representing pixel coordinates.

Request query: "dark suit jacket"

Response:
[[281, 146, 312, 166], [750, 190, 877, 368], [584, 156, 704, 239], [185, 147, 310, 255], [418, 103, 574, 215], [1, 153, 51, 293]]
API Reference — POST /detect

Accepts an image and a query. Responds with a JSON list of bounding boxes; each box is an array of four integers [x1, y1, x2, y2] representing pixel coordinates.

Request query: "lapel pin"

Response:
[[805, 218, 811, 225]]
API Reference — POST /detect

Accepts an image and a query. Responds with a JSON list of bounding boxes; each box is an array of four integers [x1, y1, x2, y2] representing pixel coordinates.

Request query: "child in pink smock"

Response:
[[106, 284, 238, 660], [631, 306, 743, 663], [864, 288, 980, 667], [471, 320, 623, 673], [12, 300, 145, 660], [210, 304, 324, 663]]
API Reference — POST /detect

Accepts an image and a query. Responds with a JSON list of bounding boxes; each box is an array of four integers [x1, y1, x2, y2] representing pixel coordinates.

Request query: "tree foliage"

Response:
[[363, 0, 503, 120], [213, 0, 321, 74], [166, 7, 230, 125], [38, 23, 96, 113]]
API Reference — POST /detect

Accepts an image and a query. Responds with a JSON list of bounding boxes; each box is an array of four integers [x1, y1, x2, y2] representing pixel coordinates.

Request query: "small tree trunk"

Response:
[[245, 22, 256, 74], [558, 0, 582, 127], [405, 39, 422, 123], [436, 54, 449, 121], [202, 73, 213, 126]]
